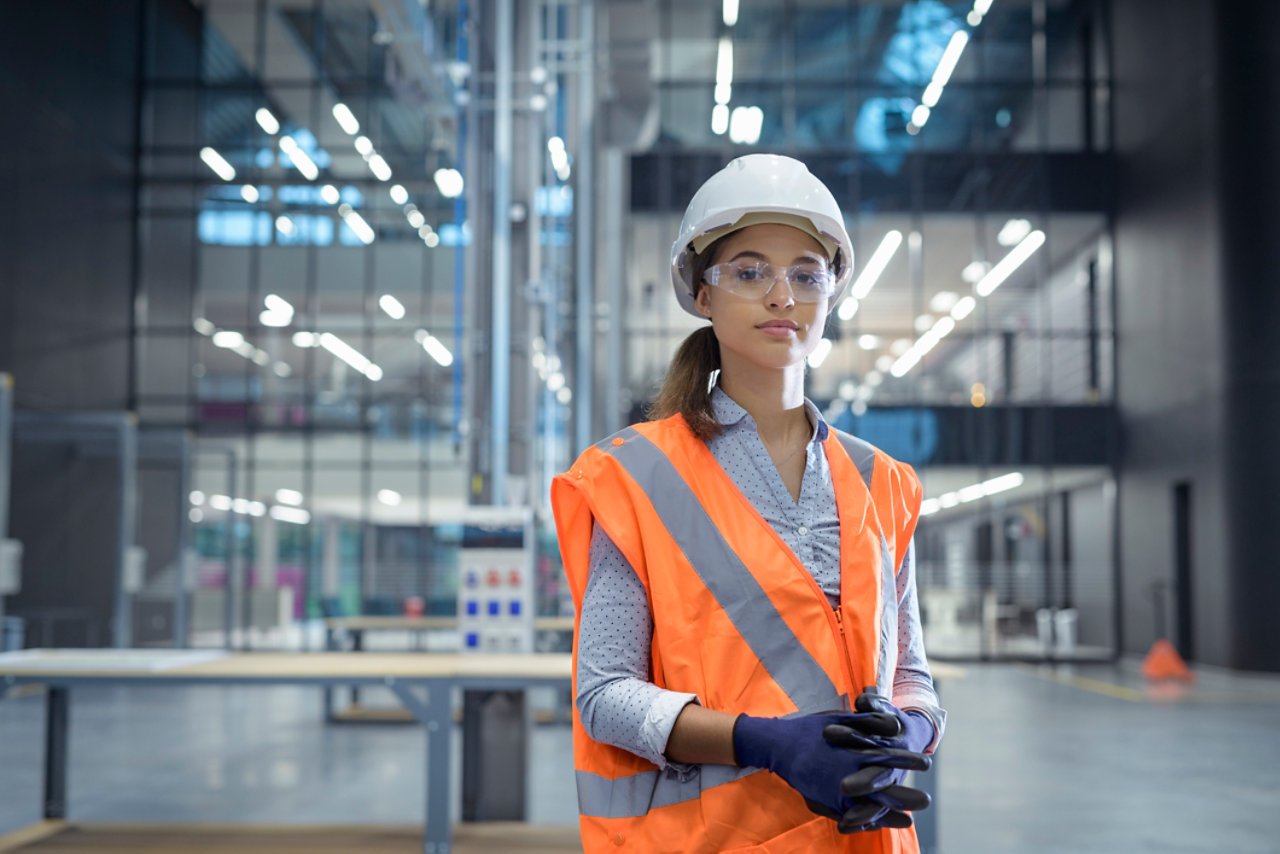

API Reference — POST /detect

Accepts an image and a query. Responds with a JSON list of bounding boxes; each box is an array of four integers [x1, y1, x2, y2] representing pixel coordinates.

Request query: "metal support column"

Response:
[[602, 149, 625, 434], [113, 415, 139, 649], [0, 374, 12, 632], [43, 687, 70, 819], [573, 0, 595, 455], [173, 432, 192, 648], [490, 0, 514, 506]]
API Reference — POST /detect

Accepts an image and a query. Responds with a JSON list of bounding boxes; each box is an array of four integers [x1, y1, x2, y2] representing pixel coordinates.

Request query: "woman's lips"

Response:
[[757, 321, 798, 337]]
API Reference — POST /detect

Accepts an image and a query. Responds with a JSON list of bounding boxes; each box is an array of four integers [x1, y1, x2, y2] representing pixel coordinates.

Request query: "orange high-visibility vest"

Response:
[[551, 414, 924, 853]]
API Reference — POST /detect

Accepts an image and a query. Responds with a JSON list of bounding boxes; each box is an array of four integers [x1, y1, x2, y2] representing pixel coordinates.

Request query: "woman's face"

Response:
[[693, 222, 831, 374]]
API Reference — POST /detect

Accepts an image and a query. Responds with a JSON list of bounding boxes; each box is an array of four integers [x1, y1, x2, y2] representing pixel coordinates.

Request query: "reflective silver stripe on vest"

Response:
[[576, 765, 761, 819], [599, 427, 843, 713], [876, 532, 896, 698], [833, 429, 876, 489], [832, 431, 896, 696]]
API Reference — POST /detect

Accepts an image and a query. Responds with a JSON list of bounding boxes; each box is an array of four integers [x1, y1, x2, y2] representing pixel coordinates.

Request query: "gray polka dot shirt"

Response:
[[576, 387, 944, 768]]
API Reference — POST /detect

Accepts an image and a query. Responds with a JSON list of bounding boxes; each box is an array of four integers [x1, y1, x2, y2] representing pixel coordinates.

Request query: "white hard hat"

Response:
[[670, 153, 854, 318]]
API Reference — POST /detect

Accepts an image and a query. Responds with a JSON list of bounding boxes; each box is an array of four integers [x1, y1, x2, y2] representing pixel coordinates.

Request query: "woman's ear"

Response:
[[694, 287, 713, 318]]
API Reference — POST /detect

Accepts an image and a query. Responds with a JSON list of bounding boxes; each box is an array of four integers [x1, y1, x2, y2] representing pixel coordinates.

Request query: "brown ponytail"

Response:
[[648, 238, 727, 441], [648, 325, 722, 440]]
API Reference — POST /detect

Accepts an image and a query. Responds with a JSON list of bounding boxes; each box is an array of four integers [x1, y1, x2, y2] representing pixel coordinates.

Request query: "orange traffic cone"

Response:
[[1142, 638, 1194, 682]]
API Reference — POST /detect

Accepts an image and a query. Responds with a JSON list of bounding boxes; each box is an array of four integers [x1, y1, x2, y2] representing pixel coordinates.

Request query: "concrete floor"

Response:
[[2, 661, 1279, 853]]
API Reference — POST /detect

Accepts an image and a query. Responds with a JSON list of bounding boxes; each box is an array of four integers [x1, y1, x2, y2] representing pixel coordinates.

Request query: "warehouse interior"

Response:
[[1, 1, 1279, 852]]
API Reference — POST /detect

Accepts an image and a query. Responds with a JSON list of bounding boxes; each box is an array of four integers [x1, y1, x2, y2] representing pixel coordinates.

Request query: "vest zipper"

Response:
[[832, 606, 859, 702]]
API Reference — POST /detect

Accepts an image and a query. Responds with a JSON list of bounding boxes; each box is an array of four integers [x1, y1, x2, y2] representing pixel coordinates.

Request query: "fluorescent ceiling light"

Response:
[[716, 38, 733, 87], [961, 260, 989, 283], [208, 494, 233, 511], [930, 290, 959, 313], [997, 218, 1033, 246], [189, 490, 205, 506], [967, 10, 983, 26], [547, 371, 566, 392], [838, 298, 859, 320], [193, 317, 216, 336], [858, 334, 881, 350], [254, 108, 280, 134], [275, 489, 303, 506], [950, 295, 977, 320], [240, 185, 259, 203], [728, 106, 763, 144], [848, 230, 903, 304], [974, 0, 995, 16], [434, 168, 464, 198], [914, 313, 935, 333], [416, 330, 454, 366], [806, 337, 834, 369], [272, 362, 291, 378], [389, 184, 409, 205], [260, 309, 291, 328], [264, 294, 293, 315], [338, 204, 376, 245], [423, 232, 440, 248], [354, 135, 374, 156], [331, 102, 360, 135], [556, 386, 573, 404], [547, 136, 565, 154], [922, 81, 944, 108], [714, 82, 732, 106], [976, 230, 1045, 297], [275, 215, 295, 236], [270, 505, 311, 525], [406, 209, 426, 229], [292, 331, 318, 348], [278, 136, 319, 181], [711, 103, 729, 135], [367, 154, 392, 181], [318, 332, 382, 381], [932, 31, 970, 91], [379, 294, 406, 320], [875, 355, 894, 372], [199, 147, 236, 181], [722, 0, 739, 27], [377, 489, 402, 506], [911, 104, 932, 128], [212, 330, 244, 349], [320, 184, 340, 205]]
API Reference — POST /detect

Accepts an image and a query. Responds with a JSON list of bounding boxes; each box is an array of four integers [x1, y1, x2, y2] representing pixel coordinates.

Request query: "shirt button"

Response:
[[798, 526, 809, 536]]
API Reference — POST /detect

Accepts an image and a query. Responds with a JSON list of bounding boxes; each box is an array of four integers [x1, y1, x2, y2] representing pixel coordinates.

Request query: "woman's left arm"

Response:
[[891, 539, 947, 752]]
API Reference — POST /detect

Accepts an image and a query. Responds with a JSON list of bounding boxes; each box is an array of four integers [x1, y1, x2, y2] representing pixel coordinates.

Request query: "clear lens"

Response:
[[704, 261, 834, 302]]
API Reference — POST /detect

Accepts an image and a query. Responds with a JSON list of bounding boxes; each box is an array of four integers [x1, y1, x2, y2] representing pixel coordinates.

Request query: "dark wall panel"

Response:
[[1111, 0, 1231, 666], [0, 1, 143, 410], [1217, 2, 1280, 673]]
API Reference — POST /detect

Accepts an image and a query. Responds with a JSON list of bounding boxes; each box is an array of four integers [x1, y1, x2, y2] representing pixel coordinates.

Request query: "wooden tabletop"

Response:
[[0, 650, 574, 682], [323, 616, 576, 631]]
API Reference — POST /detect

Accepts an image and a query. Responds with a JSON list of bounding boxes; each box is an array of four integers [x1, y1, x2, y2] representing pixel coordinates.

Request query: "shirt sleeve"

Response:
[[575, 521, 700, 769], [891, 538, 948, 752]]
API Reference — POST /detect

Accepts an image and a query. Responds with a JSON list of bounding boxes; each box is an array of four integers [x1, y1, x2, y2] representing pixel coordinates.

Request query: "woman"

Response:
[[551, 154, 946, 852]]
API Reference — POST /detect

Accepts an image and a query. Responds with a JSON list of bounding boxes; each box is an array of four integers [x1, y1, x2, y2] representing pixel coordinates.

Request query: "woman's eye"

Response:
[[734, 266, 763, 281]]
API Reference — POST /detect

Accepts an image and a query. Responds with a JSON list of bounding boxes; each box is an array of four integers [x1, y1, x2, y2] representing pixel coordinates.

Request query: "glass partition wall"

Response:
[[132, 0, 1117, 660]]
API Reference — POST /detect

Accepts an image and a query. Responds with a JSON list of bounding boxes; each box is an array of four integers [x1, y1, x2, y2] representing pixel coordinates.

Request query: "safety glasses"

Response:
[[702, 260, 835, 303]]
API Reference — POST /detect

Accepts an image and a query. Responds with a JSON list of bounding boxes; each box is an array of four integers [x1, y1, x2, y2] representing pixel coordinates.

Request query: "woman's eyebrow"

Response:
[[725, 250, 826, 264]]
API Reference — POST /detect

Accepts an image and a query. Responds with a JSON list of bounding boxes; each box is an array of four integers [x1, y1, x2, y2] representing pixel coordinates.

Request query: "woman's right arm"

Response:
[[576, 522, 705, 767]]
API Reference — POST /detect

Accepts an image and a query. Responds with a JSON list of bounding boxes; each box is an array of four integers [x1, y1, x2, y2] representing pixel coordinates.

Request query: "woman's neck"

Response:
[[717, 362, 810, 445]]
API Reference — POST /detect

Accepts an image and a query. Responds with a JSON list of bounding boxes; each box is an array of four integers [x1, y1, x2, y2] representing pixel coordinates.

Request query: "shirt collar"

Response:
[[710, 386, 830, 442]]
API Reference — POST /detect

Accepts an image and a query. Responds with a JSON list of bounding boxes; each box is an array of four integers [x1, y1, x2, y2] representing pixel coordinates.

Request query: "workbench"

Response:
[[0, 649, 573, 854]]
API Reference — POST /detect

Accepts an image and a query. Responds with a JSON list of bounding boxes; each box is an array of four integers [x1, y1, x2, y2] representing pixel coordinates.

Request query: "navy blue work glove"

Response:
[[822, 691, 937, 832], [732, 710, 930, 820]]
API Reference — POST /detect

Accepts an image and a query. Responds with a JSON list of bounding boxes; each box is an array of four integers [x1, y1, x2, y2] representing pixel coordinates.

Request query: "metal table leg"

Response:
[[423, 683, 452, 854], [388, 679, 453, 854], [44, 686, 69, 819]]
